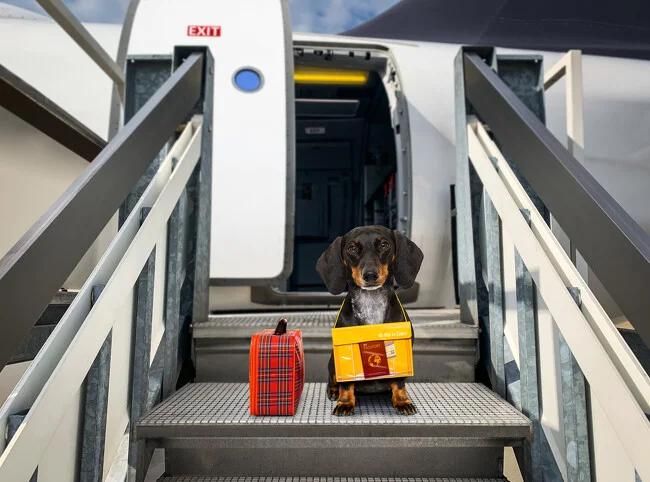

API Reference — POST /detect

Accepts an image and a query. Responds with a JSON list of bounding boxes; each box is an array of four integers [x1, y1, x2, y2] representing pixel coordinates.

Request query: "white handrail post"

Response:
[[565, 50, 585, 162]]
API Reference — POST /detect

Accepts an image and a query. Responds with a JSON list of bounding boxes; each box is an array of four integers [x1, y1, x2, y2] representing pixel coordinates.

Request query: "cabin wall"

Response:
[[385, 41, 459, 308]]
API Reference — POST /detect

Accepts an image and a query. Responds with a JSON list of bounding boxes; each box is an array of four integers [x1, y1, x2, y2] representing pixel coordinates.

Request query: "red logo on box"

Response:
[[187, 25, 221, 37]]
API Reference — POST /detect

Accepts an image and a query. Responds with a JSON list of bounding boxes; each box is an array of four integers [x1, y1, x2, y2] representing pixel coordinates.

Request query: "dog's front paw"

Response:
[[332, 402, 355, 416], [394, 400, 417, 416], [327, 383, 339, 401]]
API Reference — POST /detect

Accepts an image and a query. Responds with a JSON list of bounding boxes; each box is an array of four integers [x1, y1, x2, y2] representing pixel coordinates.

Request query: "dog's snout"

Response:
[[363, 271, 378, 283]]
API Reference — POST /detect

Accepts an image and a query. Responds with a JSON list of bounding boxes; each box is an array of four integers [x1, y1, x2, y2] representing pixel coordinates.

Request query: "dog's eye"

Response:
[[347, 244, 360, 255], [379, 240, 390, 250]]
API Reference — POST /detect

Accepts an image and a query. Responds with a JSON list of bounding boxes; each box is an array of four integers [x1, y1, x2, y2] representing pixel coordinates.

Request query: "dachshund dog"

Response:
[[316, 225, 423, 416]]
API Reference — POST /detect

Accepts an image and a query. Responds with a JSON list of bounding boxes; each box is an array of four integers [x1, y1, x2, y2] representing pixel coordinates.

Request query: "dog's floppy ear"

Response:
[[392, 231, 423, 289], [316, 236, 347, 294]]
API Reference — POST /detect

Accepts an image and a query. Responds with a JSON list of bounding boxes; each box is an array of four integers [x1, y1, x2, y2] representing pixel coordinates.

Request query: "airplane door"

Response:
[[128, 0, 294, 283]]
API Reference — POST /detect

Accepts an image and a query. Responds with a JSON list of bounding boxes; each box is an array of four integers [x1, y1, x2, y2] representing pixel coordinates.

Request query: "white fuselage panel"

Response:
[[129, 0, 291, 281]]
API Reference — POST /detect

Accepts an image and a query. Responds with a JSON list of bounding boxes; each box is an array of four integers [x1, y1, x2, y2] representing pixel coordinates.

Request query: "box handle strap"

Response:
[[334, 293, 409, 327]]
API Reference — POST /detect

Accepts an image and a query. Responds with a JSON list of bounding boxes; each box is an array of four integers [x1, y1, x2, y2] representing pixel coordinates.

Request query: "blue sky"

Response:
[[2, 0, 399, 32]]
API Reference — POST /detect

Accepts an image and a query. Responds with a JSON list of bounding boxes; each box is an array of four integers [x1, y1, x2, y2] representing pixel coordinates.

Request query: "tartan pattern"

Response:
[[249, 329, 304, 416]]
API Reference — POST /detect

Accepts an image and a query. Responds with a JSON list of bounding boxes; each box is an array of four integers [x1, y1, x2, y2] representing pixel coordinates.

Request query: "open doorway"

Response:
[[289, 48, 404, 292]]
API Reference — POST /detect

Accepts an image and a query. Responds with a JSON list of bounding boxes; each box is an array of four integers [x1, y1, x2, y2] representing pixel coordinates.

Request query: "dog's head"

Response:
[[316, 225, 423, 294]]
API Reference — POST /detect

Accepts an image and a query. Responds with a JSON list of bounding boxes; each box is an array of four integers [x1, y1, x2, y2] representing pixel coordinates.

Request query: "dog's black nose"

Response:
[[363, 271, 378, 283]]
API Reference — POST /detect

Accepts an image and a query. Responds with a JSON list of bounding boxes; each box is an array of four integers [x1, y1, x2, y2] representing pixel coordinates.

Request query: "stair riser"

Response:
[[164, 446, 504, 477], [194, 339, 476, 383]]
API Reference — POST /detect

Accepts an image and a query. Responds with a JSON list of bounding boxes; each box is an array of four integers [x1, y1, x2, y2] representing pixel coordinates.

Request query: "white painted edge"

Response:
[[543, 50, 571, 89], [105, 430, 129, 482], [564, 50, 584, 159], [543, 50, 584, 161], [0, 120, 202, 480], [468, 123, 650, 480]]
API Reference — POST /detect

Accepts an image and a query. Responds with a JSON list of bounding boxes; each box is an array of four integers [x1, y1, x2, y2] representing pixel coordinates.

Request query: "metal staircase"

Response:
[[180, 310, 499, 481], [0, 9, 649, 480], [193, 309, 476, 383], [136, 383, 526, 480]]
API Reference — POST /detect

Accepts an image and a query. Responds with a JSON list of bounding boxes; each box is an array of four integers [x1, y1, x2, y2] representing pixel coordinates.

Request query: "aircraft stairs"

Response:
[[0, 42, 649, 482]]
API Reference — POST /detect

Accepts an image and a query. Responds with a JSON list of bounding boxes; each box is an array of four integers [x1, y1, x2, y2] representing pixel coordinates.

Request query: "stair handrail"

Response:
[[456, 47, 650, 481], [0, 52, 204, 372], [467, 116, 650, 481], [0, 115, 204, 481], [462, 51, 650, 348], [473, 119, 650, 408]]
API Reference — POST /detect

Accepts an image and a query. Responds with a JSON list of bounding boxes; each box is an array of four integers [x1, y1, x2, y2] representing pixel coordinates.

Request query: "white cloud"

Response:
[[289, 0, 398, 33], [1, 0, 398, 29], [1, 0, 127, 23], [64, 0, 130, 22]]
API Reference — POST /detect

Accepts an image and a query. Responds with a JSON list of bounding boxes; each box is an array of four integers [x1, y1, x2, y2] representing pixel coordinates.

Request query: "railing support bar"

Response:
[[481, 189, 506, 397], [127, 208, 157, 482], [454, 48, 490, 326], [190, 51, 214, 332], [35, 0, 125, 93], [78, 285, 111, 482], [0, 64, 106, 161]]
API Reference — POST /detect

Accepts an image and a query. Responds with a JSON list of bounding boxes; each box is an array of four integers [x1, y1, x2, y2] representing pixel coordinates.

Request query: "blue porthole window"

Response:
[[233, 68, 263, 93]]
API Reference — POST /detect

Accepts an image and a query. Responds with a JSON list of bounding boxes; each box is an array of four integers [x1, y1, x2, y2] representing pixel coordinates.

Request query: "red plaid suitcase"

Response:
[[249, 319, 305, 416]]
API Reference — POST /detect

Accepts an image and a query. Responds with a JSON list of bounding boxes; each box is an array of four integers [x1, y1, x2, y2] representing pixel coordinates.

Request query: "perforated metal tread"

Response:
[[158, 478, 508, 482], [137, 383, 530, 440], [194, 309, 475, 340]]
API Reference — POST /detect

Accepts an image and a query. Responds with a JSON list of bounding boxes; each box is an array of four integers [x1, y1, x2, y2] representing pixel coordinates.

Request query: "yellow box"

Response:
[[331, 322, 414, 382]]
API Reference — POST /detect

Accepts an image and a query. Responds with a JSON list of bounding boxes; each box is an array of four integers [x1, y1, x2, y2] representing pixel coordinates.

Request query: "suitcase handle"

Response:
[[273, 318, 288, 335]]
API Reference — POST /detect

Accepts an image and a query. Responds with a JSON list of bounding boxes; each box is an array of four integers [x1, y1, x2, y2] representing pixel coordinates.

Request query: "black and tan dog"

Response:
[[316, 225, 423, 416]]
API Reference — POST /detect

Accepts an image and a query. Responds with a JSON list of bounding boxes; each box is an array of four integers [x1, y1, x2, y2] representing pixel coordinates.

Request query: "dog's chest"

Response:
[[351, 291, 388, 325]]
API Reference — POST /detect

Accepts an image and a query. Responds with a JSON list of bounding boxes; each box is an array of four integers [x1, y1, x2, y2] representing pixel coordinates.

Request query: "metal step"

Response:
[[137, 382, 529, 478], [158, 478, 508, 481], [194, 309, 477, 383], [195, 309, 470, 338]]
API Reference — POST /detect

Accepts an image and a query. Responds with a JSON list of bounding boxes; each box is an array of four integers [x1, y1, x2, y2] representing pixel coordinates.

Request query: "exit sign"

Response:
[[187, 25, 222, 37]]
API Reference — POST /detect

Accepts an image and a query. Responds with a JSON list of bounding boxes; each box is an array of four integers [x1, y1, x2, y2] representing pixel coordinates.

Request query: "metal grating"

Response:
[[194, 309, 474, 340], [201, 309, 461, 328], [139, 383, 529, 430], [158, 477, 507, 482], [203, 311, 339, 328]]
